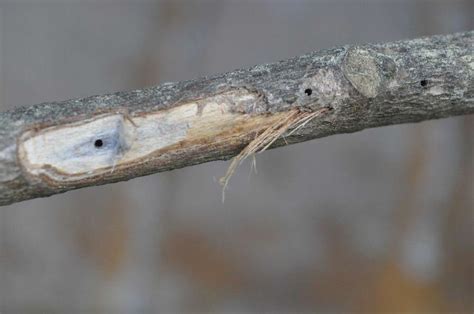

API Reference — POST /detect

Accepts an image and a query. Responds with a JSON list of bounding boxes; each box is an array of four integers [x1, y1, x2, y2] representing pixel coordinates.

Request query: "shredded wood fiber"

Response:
[[220, 108, 329, 200]]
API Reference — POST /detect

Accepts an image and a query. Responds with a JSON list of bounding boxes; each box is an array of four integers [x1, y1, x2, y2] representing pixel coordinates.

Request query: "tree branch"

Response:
[[1, 31, 473, 206]]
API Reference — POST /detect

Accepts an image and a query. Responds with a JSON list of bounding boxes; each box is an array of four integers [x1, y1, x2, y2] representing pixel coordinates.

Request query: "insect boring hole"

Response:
[[304, 88, 313, 96], [94, 139, 104, 148]]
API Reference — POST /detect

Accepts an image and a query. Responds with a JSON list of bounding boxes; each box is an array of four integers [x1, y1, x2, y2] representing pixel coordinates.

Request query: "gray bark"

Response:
[[0, 31, 473, 206]]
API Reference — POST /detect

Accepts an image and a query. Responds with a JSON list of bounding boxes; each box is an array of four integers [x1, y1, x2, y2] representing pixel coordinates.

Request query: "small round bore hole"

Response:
[[420, 80, 428, 87], [94, 139, 103, 148], [304, 88, 313, 96]]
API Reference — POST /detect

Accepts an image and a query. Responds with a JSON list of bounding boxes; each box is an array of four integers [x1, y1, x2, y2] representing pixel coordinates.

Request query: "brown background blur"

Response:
[[0, 1, 473, 313]]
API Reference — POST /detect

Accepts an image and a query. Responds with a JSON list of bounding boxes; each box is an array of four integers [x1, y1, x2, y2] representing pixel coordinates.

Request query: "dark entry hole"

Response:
[[94, 139, 104, 148], [420, 80, 428, 87], [304, 88, 313, 96]]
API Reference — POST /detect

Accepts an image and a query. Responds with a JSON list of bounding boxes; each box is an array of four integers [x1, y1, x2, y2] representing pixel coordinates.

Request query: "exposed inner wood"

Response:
[[19, 90, 286, 186]]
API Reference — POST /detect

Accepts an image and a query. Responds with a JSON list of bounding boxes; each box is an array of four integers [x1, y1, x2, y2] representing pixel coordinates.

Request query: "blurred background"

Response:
[[0, 0, 473, 313]]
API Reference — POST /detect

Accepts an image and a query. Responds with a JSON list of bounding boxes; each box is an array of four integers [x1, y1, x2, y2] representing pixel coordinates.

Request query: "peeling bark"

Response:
[[0, 31, 473, 206]]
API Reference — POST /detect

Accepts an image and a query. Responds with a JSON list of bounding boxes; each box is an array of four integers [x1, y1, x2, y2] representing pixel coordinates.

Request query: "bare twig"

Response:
[[0, 31, 472, 206]]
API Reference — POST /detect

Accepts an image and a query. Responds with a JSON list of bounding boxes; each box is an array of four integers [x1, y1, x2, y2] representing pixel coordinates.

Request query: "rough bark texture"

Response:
[[0, 31, 473, 206]]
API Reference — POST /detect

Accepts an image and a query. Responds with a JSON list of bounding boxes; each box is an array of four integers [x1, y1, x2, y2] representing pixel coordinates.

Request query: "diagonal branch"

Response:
[[0, 31, 473, 206]]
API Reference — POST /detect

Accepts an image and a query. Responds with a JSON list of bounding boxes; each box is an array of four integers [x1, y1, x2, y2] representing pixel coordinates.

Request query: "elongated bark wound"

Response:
[[220, 107, 329, 200]]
